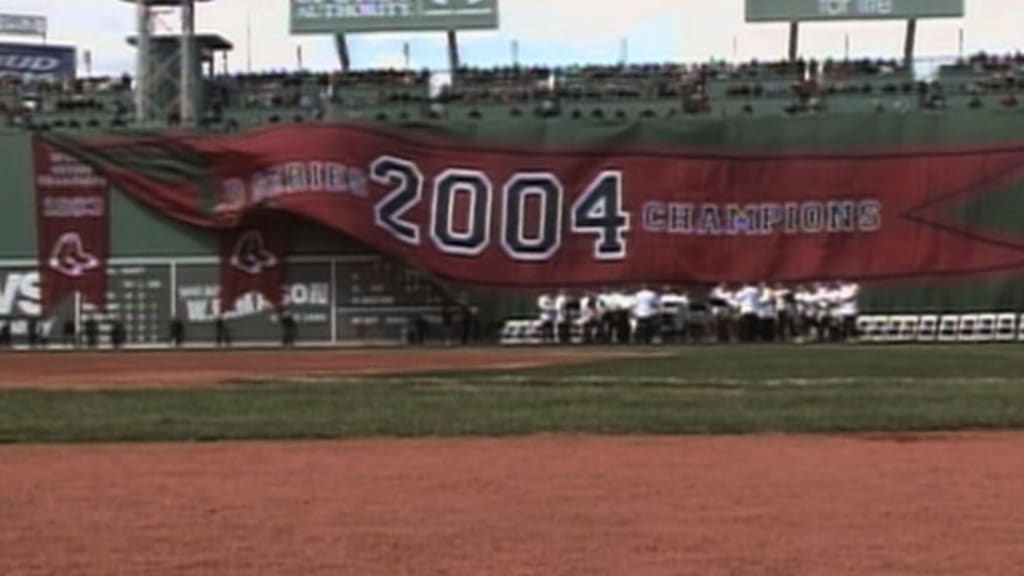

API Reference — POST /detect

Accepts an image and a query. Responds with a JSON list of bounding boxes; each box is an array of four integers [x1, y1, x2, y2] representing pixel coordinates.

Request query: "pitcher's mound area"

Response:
[[3, 434, 1023, 576]]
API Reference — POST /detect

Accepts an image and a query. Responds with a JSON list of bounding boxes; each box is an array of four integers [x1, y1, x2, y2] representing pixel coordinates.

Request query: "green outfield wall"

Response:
[[4, 109, 1024, 342]]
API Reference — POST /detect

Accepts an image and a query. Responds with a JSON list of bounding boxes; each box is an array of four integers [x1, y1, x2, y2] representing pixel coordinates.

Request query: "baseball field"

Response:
[[3, 344, 1024, 575]]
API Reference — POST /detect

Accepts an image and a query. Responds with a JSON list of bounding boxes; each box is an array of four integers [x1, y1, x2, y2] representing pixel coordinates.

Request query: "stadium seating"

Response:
[[2, 53, 1021, 133]]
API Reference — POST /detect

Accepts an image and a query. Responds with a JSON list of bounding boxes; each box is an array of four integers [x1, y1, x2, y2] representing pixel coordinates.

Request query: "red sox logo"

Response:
[[48, 232, 100, 278], [230, 230, 278, 276]]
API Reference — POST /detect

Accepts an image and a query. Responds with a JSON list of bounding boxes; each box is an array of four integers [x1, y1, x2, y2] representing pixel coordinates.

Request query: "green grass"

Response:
[[2, 345, 1024, 443]]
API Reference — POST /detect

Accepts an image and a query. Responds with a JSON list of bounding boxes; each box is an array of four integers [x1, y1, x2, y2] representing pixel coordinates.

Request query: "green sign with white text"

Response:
[[291, 0, 499, 34], [746, 0, 963, 22]]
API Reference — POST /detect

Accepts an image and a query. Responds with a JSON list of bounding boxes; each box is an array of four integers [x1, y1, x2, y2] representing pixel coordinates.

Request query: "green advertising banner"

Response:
[[0, 266, 65, 344], [746, 0, 963, 22], [176, 263, 332, 344], [291, 0, 499, 34]]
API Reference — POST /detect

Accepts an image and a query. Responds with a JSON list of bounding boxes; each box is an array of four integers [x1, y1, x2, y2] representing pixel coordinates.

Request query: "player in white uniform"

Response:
[[554, 290, 570, 344], [773, 283, 795, 342], [577, 291, 601, 344], [833, 282, 860, 342], [734, 283, 760, 343], [537, 293, 557, 344], [614, 290, 635, 344], [709, 283, 736, 343], [632, 287, 660, 344], [597, 290, 617, 344], [793, 284, 816, 342], [814, 283, 838, 342], [755, 282, 776, 342], [659, 287, 690, 343]]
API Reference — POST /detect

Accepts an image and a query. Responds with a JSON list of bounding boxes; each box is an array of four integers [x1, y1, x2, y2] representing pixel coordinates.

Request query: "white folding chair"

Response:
[[938, 315, 960, 342], [872, 316, 895, 343], [917, 315, 939, 342], [975, 314, 997, 343], [995, 313, 1018, 341], [958, 315, 980, 342], [894, 315, 920, 342], [856, 316, 879, 343], [500, 320, 523, 345]]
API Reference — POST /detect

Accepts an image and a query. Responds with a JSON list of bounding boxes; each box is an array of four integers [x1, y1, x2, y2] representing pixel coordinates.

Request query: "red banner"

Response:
[[47, 125, 1024, 287], [33, 137, 109, 314], [220, 211, 289, 313]]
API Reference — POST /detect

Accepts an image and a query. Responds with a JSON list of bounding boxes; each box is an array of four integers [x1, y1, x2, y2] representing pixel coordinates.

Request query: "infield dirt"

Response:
[[0, 347, 658, 390], [3, 434, 1023, 576]]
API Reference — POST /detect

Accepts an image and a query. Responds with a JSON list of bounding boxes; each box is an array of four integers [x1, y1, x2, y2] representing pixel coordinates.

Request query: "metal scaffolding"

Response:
[[122, 0, 213, 126]]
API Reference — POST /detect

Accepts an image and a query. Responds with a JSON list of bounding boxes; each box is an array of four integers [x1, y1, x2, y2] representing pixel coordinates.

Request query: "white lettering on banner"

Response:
[[641, 200, 883, 236], [0, 55, 58, 72], [371, 156, 630, 261], [0, 319, 54, 337], [0, 272, 41, 317], [42, 197, 106, 218], [217, 162, 368, 214], [179, 282, 330, 323], [818, 0, 894, 17], [37, 152, 107, 188]]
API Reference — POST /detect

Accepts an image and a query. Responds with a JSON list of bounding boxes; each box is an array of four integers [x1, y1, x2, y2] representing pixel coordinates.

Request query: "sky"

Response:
[[1, 0, 1021, 76]]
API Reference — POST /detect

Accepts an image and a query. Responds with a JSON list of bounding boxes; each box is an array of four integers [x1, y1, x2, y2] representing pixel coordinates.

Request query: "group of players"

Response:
[[535, 282, 861, 345]]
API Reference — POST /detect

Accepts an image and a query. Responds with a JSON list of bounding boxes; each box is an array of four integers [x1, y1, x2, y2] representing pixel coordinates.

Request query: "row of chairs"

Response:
[[500, 314, 1024, 345], [500, 320, 546, 346], [856, 314, 1024, 343]]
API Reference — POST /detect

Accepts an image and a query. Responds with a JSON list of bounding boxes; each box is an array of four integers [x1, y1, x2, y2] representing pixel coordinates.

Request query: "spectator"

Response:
[[214, 315, 232, 348], [170, 317, 185, 348], [62, 318, 76, 348], [84, 317, 99, 349], [110, 319, 127, 350]]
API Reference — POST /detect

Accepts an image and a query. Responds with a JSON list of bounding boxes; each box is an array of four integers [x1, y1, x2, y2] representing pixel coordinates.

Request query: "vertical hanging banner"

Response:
[[33, 136, 109, 315], [220, 212, 290, 313]]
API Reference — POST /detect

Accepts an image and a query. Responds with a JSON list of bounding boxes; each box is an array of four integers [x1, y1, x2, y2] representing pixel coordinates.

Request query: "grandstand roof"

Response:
[[119, 0, 214, 5], [126, 33, 233, 52]]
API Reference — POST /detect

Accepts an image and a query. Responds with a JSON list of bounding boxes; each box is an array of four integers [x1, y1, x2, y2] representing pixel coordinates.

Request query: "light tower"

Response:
[[121, 0, 214, 126]]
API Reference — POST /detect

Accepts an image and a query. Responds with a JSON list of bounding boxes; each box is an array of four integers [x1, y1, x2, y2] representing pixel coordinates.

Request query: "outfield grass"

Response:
[[1, 345, 1024, 443]]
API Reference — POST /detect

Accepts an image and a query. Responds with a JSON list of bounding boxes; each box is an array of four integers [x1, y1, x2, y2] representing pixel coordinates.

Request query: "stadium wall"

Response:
[[6, 110, 1024, 347]]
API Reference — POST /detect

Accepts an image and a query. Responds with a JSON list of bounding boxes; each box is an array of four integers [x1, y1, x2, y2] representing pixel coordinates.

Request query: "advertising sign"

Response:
[[176, 263, 332, 343], [0, 268, 61, 343], [0, 42, 75, 81], [746, 0, 964, 22], [291, 0, 499, 34], [0, 14, 47, 37]]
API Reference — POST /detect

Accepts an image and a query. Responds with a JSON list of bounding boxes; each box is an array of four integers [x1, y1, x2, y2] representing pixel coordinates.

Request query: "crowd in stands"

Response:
[[1, 53, 1021, 130], [531, 282, 861, 346]]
